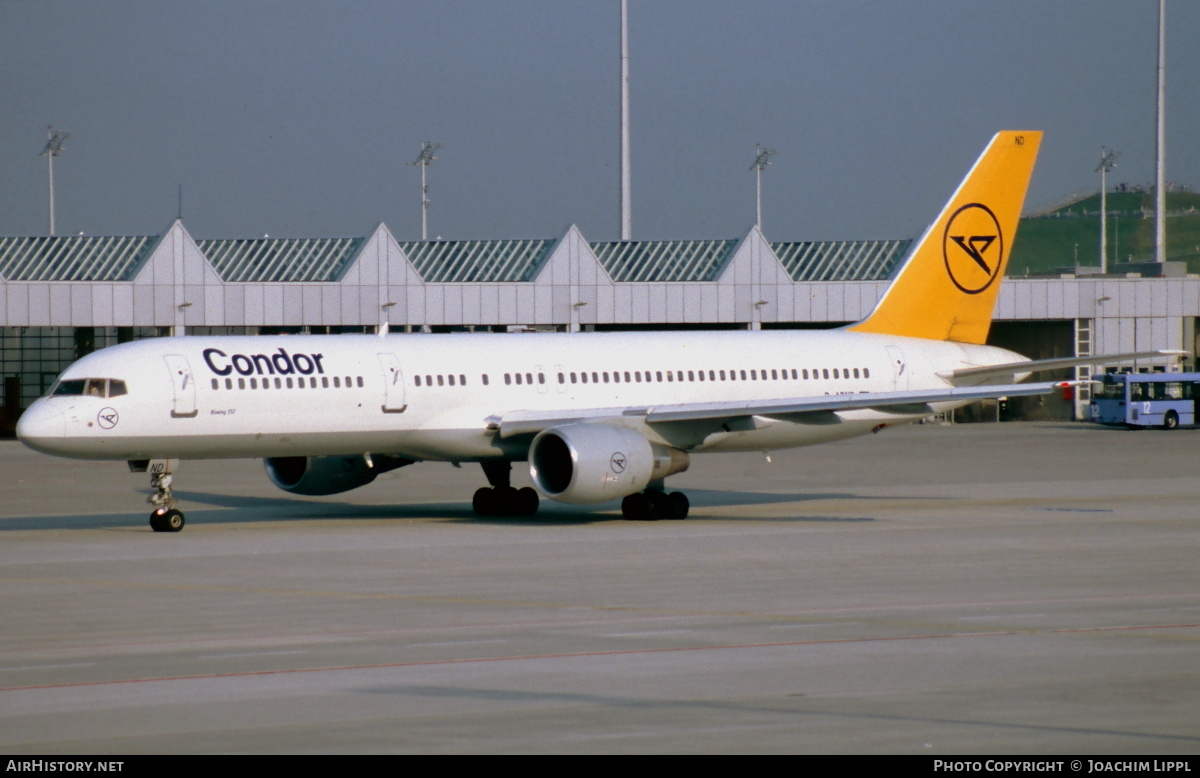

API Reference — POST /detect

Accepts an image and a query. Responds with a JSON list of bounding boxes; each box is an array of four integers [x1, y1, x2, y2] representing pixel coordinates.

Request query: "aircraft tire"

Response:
[[164, 509, 185, 532], [667, 491, 689, 520], [517, 487, 539, 516], [473, 487, 496, 516], [622, 492, 652, 521], [647, 490, 672, 520], [150, 509, 185, 533]]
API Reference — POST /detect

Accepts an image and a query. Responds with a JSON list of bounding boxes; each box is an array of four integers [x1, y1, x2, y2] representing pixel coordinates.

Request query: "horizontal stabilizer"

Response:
[[940, 350, 1186, 384]]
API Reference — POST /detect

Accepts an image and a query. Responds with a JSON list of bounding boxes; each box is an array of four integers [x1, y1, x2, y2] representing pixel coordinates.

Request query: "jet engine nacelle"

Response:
[[529, 423, 689, 504], [264, 454, 412, 496]]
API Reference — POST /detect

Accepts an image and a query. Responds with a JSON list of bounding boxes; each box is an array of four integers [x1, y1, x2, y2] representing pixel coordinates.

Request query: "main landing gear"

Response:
[[147, 466, 185, 532], [473, 461, 539, 517], [621, 488, 689, 521]]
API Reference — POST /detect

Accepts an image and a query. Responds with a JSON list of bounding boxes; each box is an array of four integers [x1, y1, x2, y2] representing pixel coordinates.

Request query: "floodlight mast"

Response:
[[39, 127, 70, 236], [620, 0, 631, 241], [1096, 147, 1121, 274], [411, 141, 443, 241], [1154, 0, 1166, 265], [750, 144, 777, 232]]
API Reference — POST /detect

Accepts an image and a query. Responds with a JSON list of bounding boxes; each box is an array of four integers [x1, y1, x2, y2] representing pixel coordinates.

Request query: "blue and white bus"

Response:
[[1090, 372, 1200, 429]]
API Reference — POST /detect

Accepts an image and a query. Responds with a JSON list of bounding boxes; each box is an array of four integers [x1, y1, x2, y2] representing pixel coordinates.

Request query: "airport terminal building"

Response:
[[1, 219, 1194, 432]]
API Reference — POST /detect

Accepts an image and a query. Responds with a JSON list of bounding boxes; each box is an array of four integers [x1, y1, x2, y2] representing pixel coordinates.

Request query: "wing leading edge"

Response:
[[497, 380, 1072, 438]]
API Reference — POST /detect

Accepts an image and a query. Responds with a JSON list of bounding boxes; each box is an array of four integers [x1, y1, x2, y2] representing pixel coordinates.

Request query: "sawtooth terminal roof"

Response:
[[0, 227, 907, 284], [0, 235, 158, 281], [196, 237, 365, 282]]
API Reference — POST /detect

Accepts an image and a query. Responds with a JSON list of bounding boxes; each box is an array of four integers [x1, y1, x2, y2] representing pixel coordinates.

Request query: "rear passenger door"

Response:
[[378, 353, 408, 413]]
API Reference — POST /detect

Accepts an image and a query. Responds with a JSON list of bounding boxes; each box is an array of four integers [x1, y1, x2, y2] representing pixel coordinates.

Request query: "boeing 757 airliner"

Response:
[[16, 132, 1169, 531]]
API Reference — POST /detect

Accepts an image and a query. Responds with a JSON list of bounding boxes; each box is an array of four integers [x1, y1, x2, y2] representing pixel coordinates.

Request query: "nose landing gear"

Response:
[[145, 463, 185, 532]]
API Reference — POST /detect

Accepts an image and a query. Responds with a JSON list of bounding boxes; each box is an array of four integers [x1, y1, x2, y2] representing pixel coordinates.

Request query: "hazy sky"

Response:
[[1, 1, 1197, 242]]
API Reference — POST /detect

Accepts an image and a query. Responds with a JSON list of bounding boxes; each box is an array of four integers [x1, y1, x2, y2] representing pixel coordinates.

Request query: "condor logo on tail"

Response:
[[944, 203, 1003, 295], [848, 130, 1041, 345]]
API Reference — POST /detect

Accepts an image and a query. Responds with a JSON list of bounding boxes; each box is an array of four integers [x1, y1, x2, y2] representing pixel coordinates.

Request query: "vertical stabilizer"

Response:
[[849, 131, 1042, 344]]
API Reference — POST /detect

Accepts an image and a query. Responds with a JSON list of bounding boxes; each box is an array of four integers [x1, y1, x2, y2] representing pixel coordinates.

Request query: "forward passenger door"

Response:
[[164, 354, 198, 418]]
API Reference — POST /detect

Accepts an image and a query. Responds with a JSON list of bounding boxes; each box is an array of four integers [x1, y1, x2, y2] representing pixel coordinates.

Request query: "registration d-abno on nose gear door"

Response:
[[164, 354, 198, 418], [378, 353, 407, 413]]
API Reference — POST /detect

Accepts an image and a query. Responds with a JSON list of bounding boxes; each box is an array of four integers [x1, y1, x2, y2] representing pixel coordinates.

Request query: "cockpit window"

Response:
[[52, 379, 87, 396], [51, 378, 128, 398]]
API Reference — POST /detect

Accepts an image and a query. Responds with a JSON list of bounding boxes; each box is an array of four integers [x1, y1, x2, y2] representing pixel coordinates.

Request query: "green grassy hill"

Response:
[[1008, 191, 1200, 275]]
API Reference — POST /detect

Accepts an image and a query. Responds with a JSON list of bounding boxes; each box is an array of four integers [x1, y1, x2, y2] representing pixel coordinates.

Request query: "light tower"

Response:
[[1154, 0, 1166, 265], [1096, 146, 1121, 273], [750, 144, 778, 232], [619, 0, 631, 240], [411, 141, 443, 241], [39, 127, 70, 236]]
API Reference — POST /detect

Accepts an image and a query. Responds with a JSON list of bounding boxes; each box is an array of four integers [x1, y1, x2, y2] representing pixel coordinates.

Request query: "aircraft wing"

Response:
[[940, 350, 1185, 384], [497, 380, 1072, 438]]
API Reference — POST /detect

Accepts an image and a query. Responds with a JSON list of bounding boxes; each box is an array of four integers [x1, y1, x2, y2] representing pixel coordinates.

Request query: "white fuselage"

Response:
[[17, 329, 1023, 463]]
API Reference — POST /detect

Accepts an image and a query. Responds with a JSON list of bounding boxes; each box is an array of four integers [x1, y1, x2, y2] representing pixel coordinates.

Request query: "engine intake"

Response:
[[529, 423, 689, 504], [264, 454, 413, 496]]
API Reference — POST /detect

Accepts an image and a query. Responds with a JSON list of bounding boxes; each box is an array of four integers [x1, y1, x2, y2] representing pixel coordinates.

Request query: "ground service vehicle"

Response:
[[1090, 372, 1199, 429]]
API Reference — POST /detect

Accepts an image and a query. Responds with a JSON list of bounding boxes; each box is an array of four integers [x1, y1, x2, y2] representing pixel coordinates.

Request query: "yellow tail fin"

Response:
[[849, 131, 1042, 345]]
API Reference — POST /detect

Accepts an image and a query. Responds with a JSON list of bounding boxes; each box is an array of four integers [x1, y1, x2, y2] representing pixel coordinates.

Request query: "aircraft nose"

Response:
[[16, 402, 66, 454]]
